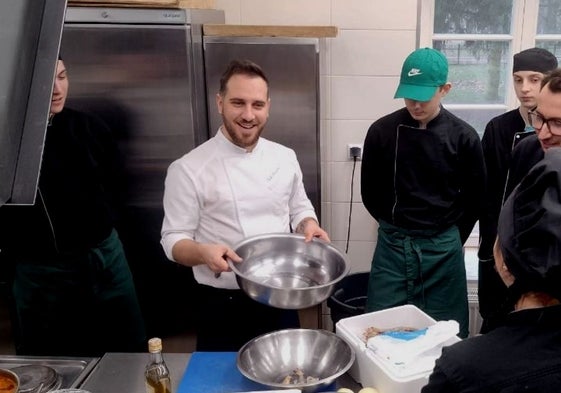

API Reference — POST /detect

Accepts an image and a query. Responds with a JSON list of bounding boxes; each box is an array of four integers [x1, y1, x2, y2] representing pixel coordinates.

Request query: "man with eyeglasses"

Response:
[[478, 48, 557, 334], [506, 67, 561, 198], [475, 67, 561, 337], [422, 147, 561, 393]]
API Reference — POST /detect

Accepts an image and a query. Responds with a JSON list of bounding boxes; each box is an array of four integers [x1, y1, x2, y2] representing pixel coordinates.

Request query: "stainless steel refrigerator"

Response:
[[61, 6, 224, 336]]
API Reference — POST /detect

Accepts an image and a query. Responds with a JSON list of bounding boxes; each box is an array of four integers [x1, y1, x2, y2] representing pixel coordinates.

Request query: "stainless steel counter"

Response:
[[79, 352, 362, 392], [80, 353, 188, 393], [0, 355, 98, 389]]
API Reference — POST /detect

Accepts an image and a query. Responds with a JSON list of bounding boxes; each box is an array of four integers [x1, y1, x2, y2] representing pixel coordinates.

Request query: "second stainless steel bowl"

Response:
[[237, 328, 355, 393]]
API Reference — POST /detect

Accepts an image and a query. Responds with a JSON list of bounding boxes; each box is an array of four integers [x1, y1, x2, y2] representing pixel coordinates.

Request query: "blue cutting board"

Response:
[[178, 352, 267, 393]]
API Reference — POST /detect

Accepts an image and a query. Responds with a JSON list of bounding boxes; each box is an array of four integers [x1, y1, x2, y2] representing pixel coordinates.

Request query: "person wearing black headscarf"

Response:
[[422, 147, 561, 393]]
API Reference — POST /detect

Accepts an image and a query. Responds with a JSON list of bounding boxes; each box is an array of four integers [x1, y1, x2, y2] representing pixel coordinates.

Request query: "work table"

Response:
[[80, 352, 362, 392]]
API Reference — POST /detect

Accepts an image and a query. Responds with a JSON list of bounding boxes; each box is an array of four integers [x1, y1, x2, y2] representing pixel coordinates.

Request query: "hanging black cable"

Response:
[[345, 156, 358, 253]]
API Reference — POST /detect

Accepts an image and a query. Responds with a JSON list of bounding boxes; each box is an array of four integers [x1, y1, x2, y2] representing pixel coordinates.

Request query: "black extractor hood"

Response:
[[0, 0, 67, 206]]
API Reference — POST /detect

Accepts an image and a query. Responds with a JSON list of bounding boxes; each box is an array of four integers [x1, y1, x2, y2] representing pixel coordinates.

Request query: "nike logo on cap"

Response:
[[408, 68, 422, 77]]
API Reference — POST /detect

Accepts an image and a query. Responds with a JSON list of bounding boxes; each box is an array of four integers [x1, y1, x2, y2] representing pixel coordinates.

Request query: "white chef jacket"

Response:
[[161, 129, 317, 289]]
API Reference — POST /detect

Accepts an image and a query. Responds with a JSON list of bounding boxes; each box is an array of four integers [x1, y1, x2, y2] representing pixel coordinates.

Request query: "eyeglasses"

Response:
[[528, 110, 561, 136]]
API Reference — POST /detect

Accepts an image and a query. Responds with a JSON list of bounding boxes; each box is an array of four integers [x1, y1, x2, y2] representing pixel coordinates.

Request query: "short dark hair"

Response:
[[219, 59, 269, 96], [541, 67, 561, 93]]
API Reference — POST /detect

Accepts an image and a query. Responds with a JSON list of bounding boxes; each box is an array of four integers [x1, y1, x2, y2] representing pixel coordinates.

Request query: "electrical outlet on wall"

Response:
[[347, 144, 363, 160]]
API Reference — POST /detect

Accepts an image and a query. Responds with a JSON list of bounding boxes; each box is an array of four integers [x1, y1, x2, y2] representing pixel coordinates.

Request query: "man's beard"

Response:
[[222, 118, 263, 149]]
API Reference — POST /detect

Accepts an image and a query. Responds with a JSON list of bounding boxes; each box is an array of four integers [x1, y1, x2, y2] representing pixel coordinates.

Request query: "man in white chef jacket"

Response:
[[161, 59, 329, 351]]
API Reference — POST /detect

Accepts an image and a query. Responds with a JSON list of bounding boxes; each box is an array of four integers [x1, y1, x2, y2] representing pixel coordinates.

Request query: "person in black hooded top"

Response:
[[422, 147, 561, 393], [0, 57, 146, 356]]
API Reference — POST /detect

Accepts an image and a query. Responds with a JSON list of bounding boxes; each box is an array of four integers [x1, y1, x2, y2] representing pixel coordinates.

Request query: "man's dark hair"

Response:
[[541, 67, 561, 92], [219, 59, 269, 96]]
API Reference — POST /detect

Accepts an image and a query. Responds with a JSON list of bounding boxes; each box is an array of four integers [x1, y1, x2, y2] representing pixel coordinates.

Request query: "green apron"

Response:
[[366, 220, 469, 338], [12, 229, 146, 356]]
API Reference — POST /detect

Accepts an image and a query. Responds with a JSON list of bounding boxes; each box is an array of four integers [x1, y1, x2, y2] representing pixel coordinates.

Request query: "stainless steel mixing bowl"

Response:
[[229, 233, 350, 309], [237, 328, 355, 393]]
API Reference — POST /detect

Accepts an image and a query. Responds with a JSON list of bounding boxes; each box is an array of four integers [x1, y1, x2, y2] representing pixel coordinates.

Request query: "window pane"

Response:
[[434, 0, 513, 34], [536, 41, 561, 64], [444, 107, 505, 138], [435, 40, 510, 105], [537, 0, 561, 34]]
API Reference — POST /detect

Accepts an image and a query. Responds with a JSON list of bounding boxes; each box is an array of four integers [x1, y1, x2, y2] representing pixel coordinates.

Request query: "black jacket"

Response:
[[422, 305, 561, 393], [361, 107, 486, 243], [477, 109, 534, 332], [505, 135, 544, 199], [478, 109, 533, 260], [0, 108, 122, 261]]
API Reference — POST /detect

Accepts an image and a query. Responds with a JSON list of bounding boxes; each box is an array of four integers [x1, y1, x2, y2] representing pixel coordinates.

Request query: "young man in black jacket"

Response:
[[361, 48, 486, 338]]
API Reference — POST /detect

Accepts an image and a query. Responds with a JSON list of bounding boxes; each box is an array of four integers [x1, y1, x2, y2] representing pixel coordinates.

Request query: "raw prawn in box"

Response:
[[335, 304, 460, 393]]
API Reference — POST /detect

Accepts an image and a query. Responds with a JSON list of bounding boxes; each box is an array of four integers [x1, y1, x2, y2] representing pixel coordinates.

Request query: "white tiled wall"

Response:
[[214, 0, 419, 276]]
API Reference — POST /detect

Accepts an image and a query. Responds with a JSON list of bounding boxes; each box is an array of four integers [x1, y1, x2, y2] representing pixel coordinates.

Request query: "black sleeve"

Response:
[[0, 206, 17, 278], [456, 130, 486, 244], [478, 121, 502, 260], [84, 113, 126, 226], [421, 363, 459, 393], [361, 122, 383, 220], [505, 136, 542, 200], [361, 114, 400, 225]]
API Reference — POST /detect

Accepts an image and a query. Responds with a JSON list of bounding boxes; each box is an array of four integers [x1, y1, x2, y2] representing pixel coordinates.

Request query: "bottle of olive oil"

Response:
[[145, 337, 172, 393]]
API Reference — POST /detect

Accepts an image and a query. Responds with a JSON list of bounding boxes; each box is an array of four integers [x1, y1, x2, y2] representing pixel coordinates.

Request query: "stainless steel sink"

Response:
[[0, 355, 98, 390]]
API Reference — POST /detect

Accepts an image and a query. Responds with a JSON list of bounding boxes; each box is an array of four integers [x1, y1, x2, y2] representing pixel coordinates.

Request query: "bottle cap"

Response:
[[148, 337, 163, 353]]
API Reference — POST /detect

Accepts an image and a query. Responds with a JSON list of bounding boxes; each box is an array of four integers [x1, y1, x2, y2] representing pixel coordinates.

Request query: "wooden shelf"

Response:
[[203, 24, 338, 38], [68, 0, 216, 9]]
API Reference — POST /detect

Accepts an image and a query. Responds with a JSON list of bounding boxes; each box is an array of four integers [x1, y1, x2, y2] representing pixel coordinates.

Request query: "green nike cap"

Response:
[[394, 47, 449, 102]]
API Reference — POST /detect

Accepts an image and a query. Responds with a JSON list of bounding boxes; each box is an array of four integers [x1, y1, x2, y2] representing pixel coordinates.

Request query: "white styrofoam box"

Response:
[[335, 305, 461, 393]]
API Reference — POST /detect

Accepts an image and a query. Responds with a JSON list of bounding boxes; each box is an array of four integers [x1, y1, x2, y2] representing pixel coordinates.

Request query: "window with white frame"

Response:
[[420, 0, 561, 248]]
